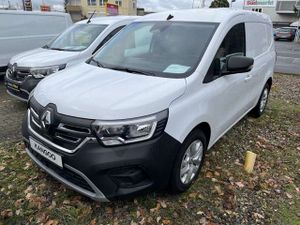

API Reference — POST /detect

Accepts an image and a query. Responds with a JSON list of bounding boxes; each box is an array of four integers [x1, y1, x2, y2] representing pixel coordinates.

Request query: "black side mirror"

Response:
[[224, 55, 254, 74]]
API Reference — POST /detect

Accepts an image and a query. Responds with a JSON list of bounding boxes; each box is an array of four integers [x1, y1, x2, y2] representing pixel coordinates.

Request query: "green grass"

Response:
[[1, 74, 300, 225]]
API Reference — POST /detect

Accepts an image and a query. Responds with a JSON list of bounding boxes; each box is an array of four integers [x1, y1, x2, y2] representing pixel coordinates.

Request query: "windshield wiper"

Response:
[[49, 47, 65, 51], [109, 66, 157, 76], [90, 58, 105, 68]]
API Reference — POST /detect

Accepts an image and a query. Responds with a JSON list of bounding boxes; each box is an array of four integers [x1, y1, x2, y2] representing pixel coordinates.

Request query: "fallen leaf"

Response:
[[162, 219, 171, 224], [90, 218, 96, 225], [130, 221, 138, 225], [0, 166, 5, 172], [197, 211, 204, 215], [150, 203, 160, 213], [106, 207, 113, 214], [136, 210, 141, 218], [156, 216, 161, 223], [214, 171, 220, 176], [286, 193, 293, 199], [253, 213, 264, 219], [205, 171, 213, 178], [199, 217, 207, 224], [44, 220, 59, 225], [63, 200, 70, 205], [235, 182, 245, 188], [159, 200, 167, 208], [214, 185, 224, 196], [189, 192, 197, 198], [1, 209, 13, 217]]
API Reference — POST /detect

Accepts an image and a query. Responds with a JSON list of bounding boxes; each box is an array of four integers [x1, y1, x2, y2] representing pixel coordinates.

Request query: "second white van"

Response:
[[5, 16, 138, 101]]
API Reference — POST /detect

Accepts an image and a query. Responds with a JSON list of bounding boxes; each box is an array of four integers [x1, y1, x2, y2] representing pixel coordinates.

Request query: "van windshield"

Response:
[[91, 21, 218, 78], [44, 24, 107, 51]]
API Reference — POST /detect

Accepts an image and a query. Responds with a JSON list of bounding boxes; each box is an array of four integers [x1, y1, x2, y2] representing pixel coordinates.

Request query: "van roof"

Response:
[[0, 10, 70, 17], [136, 8, 271, 24], [77, 16, 140, 25]]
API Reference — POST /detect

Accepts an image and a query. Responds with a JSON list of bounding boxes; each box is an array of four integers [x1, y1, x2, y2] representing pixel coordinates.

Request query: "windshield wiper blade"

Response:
[[49, 47, 65, 51], [109, 66, 156, 76], [90, 58, 105, 68]]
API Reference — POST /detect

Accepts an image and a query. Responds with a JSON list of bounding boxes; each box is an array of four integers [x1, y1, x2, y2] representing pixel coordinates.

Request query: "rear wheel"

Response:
[[170, 129, 207, 193], [250, 83, 270, 118]]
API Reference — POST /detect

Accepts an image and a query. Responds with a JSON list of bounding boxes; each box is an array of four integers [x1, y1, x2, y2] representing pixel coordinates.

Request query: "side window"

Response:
[[92, 25, 125, 54], [204, 23, 246, 83], [246, 23, 270, 58]]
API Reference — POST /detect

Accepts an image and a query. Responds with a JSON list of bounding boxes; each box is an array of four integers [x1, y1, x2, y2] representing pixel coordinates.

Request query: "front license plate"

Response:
[[30, 138, 63, 168], [7, 82, 20, 91]]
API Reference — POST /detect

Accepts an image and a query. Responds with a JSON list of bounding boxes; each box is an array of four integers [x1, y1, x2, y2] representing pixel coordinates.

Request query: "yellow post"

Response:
[[244, 151, 257, 173]]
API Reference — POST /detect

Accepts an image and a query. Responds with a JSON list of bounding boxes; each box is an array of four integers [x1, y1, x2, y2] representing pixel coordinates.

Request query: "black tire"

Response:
[[170, 129, 207, 193], [250, 83, 270, 118]]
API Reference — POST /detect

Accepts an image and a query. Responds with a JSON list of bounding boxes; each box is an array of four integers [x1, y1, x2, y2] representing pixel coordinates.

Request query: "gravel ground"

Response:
[[0, 73, 299, 225]]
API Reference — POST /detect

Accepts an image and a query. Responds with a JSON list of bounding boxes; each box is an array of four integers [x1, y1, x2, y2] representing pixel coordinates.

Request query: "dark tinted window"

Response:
[[204, 23, 245, 83]]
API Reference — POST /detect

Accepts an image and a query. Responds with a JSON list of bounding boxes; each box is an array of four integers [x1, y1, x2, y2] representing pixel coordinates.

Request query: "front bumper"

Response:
[[22, 111, 180, 201], [5, 75, 40, 102]]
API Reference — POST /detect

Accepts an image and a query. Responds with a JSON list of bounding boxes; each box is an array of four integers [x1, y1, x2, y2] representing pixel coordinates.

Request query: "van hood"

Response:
[[33, 63, 186, 120], [10, 48, 80, 67]]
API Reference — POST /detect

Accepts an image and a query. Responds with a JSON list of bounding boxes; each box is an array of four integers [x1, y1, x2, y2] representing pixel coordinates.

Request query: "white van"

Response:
[[5, 16, 138, 101], [22, 9, 275, 201], [0, 10, 72, 75]]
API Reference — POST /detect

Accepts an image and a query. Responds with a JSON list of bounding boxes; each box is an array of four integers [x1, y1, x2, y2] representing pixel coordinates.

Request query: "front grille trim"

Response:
[[27, 109, 97, 154], [7, 65, 31, 81]]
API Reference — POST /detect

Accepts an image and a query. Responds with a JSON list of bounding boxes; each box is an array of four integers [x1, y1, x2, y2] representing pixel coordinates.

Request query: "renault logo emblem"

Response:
[[12, 63, 17, 73], [41, 110, 52, 130]]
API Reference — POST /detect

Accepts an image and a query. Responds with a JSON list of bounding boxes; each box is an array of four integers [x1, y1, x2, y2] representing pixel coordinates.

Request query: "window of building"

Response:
[[99, 0, 107, 5], [87, 0, 96, 5], [204, 23, 246, 83], [133, 1, 136, 8], [115, 0, 122, 6]]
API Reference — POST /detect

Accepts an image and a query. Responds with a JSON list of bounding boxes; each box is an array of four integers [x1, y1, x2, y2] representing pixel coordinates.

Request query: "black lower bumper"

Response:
[[0, 66, 7, 76], [4, 75, 40, 101], [22, 113, 181, 201]]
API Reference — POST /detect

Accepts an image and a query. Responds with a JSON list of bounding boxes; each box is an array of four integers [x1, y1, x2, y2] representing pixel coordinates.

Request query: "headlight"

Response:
[[92, 110, 168, 146], [30, 64, 66, 78]]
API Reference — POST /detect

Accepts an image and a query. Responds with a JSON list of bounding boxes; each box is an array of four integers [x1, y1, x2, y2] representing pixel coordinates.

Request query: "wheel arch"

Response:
[[266, 77, 272, 89], [188, 122, 211, 149]]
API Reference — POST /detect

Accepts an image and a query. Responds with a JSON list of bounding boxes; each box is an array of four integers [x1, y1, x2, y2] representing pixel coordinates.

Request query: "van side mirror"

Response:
[[224, 55, 254, 74]]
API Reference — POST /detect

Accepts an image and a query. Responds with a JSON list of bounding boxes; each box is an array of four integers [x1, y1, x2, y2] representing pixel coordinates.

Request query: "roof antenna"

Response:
[[167, 14, 174, 20], [87, 10, 96, 24]]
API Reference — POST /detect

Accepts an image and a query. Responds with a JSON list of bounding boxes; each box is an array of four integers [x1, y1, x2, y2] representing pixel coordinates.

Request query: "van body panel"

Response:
[[33, 63, 186, 120], [0, 10, 72, 68], [165, 14, 275, 148], [10, 48, 80, 68]]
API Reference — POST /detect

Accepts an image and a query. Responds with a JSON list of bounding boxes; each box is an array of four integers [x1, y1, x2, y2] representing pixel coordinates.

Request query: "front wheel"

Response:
[[170, 129, 207, 193], [250, 83, 270, 118]]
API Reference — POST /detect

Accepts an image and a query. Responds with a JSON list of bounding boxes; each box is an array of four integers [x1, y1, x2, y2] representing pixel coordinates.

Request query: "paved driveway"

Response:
[[0, 77, 27, 142], [275, 41, 300, 75]]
